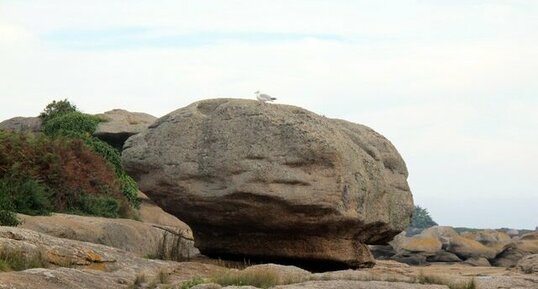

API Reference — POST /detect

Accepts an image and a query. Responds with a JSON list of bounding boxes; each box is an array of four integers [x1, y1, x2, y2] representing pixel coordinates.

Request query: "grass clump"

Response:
[[180, 277, 208, 289], [0, 250, 47, 272], [416, 272, 476, 289], [212, 270, 280, 289]]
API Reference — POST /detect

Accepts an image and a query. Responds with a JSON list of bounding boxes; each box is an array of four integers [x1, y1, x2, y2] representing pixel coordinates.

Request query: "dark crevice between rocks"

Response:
[[201, 252, 369, 272], [95, 132, 136, 151]]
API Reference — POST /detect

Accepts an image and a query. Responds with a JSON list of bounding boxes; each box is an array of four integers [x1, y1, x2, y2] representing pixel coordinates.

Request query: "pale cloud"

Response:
[[0, 0, 537, 229]]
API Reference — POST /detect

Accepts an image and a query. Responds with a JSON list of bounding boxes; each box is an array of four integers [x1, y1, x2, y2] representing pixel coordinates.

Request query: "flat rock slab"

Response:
[[18, 213, 198, 261]]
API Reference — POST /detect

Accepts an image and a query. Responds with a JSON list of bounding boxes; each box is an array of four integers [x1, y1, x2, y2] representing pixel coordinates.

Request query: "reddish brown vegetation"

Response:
[[0, 131, 126, 211]]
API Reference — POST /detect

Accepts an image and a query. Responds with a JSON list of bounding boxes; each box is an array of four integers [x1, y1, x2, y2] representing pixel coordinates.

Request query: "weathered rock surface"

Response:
[[425, 251, 462, 263], [0, 116, 42, 133], [1, 228, 537, 289], [390, 232, 442, 254], [420, 226, 459, 249], [464, 257, 491, 267], [137, 191, 193, 231], [445, 236, 499, 260], [17, 213, 198, 260], [122, 98, 414, 268], [94, 109, 156, 150], [517, 254, 538, 274], [368, 245, 396, 260], [473, 276, 538, 289], [461, 230, 511, 246], [0, 226, 189, 287], [273, 281, 450, 289], [492, 232, 538, 267], [381, 226, 534, 267]]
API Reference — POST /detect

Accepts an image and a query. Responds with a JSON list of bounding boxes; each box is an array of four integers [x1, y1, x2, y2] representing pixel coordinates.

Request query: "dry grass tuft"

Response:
[[416, 271, 476, 289]]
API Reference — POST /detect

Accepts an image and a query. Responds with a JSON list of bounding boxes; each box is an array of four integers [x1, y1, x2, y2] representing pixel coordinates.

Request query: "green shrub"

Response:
[[0, 177, 51, 216], [39, 99, 77, 123], [0, 130, 129, 218], [69, 194, 120, 218], [83, 137, 123, 173], [0, 250, 47, 272], [180, 277, 208, 289], [212, 270, 279, 289], [0, 210, 19, 226], [42, 111, 102, 137], [119, 174, 140, 209], [39, 100, 140, 209], [411, 205, 438, 229]]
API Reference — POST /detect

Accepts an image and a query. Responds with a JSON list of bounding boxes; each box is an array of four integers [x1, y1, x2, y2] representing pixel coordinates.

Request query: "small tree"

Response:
[[411, 205, 438, 229], [39, 99, 78, 123]]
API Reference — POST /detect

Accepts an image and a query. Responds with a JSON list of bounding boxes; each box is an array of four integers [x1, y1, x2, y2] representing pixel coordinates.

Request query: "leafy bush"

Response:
[[0, 131, 128, 218], [118, 173, 140, 208], [39, 99, 77, 122], [180, 277, 208, 289], [411, 205, 438, 229], [40, 100, 140, 209], [67, 194, 121, 218], [0, 177, 51, 216], [42, 111, 102, 137], [39, 99, 77, 123], [0, 210, 19, 226]]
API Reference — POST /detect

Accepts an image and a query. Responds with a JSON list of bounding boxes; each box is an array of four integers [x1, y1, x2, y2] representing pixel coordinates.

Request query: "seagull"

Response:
[[255, 91, 276, 103]]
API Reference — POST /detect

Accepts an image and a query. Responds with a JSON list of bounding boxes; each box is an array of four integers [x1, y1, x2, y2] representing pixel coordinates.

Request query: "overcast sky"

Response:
[[1, 1, 536, 229]]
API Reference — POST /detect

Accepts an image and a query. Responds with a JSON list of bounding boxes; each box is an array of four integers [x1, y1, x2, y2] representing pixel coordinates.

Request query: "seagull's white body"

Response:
[[255, 91, 276, 103]]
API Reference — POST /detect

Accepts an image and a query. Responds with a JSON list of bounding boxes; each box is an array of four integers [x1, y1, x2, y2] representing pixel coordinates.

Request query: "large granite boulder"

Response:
[[122, 99, 414, 268], [93, 109, 157, 150], [0, 116, 42, 133]]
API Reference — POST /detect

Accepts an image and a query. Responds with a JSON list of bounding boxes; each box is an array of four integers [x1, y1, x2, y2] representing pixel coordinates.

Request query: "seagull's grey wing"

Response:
[[259, 94, 272, 101]]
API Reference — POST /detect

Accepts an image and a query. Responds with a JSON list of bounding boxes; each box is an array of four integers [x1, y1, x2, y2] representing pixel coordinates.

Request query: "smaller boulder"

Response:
[[390, 232, 442, 254], [464, 257, 491, 267], [368, 245, 396, 260], [426, 251, 462, 263], [493, 232, 538, 267], [391, 253, 428, 266], [0, 116, 42, 133], [446, 236, 498, 260], [460, 230, 511, 246], [93, 109, 156, 150], [506, 229, 520, 237], [421, 226, 459, 249], [517, 254, 538, 274]]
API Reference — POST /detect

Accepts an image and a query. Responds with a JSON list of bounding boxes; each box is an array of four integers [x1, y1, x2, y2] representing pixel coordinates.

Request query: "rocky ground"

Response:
[[1, 220, 537, 289]]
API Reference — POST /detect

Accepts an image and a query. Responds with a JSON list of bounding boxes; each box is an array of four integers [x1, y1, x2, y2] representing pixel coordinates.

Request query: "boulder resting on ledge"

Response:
[[122, 98, 414, 268]]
